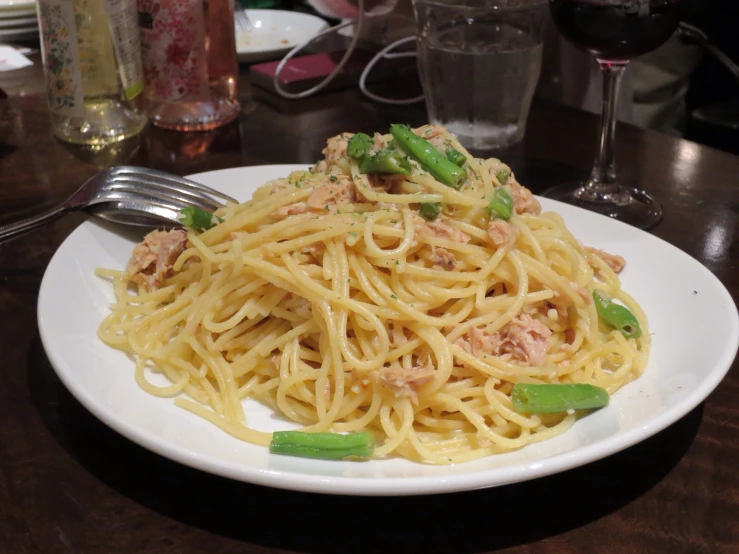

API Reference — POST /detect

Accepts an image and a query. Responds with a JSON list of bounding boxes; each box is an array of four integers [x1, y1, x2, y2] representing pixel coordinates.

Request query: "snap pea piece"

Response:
[[488, 187, 514, 220], [347, 133, 374, 160], [269, 431, 375, 460], [593, 292, 642, 339], [178, 207, 223, 233], [512, 383, 610, 414], [419, 202, 441, 221], [359, 149, 412, 175], [496, 168, 511, 185], [446, 148, 467, 167], [389, 124, 466, 189]]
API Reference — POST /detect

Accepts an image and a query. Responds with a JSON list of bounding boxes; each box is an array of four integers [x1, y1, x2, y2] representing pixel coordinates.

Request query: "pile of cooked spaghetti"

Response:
[[96, 124, 650, 464]]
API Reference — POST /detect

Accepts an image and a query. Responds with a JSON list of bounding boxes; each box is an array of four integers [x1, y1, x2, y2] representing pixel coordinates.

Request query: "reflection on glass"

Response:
[[545, 0, 684, 229]]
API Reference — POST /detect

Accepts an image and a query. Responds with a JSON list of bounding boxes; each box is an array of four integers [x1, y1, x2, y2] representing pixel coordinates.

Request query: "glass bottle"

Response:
[[137, 0, 240, 131], [37, 0, 147, 146]]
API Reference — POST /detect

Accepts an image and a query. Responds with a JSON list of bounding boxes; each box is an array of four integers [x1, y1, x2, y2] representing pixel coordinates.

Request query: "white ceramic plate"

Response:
[[38, 165, 739, 496], [235, 9, 329, 63]]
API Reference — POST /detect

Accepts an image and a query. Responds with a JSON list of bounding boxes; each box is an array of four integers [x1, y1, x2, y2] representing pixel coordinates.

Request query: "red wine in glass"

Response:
[[551, 0, 683, 61], [545, 0, 684, 229]]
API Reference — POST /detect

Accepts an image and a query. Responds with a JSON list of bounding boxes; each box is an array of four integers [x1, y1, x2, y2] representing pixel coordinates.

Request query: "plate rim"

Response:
[[38, 164, 739, 496], [235, 9, 329, 62]]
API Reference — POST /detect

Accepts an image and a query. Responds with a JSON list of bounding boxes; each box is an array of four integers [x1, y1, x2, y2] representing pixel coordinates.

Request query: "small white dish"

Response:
[[235, 9, 329, 63], [38, 165, 739, 496]]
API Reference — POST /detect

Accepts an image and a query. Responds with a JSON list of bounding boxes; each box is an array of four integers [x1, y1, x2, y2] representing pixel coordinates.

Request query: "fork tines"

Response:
[[108, 167, 239, 210]]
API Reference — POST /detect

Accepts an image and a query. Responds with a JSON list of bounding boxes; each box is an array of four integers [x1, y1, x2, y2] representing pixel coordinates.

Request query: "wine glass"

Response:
[[546, 0, 684, 229]]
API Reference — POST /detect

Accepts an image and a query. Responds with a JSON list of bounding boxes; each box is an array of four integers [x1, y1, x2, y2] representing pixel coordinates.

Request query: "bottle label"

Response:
[[103, 0, 145, 100], [38, 0, 84, 117], [75, 0, 119, 99], [137, 0, 209, 103]]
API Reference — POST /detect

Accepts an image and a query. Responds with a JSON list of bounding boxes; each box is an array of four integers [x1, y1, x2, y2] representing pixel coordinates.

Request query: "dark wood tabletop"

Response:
[[1, 58, 738, 554]]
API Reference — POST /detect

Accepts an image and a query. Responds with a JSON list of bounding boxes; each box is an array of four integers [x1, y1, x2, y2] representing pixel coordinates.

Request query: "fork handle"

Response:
[[0, 204, 70, 244]]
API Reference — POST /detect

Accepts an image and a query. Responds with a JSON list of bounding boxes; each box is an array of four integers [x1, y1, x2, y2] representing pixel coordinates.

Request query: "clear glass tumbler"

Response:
[[413, 0, 548, 152]]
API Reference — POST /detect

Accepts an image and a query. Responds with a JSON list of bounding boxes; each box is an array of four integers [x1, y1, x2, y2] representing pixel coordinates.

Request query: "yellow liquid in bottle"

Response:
[[40, 0, 147, 146]]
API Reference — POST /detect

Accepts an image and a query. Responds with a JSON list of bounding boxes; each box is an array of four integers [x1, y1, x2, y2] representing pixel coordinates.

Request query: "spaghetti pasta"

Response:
[[96, 125, 650, 464]]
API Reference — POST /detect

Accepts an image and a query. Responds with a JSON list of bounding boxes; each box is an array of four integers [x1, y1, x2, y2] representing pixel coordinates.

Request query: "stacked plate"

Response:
[[0, 0, 38, 43]]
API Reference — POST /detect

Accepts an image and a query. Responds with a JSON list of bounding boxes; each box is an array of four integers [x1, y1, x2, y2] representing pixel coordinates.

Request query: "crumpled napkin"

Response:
[[0, 45, 33, 72]]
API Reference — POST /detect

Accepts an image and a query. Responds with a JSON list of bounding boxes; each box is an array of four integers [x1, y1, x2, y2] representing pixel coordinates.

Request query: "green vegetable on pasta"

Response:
[[496, 168, 511, 185], [446, 148, 467, 167], [178, 207, 223, 233], [389, 124, 466, 189], [593, 291, 642, 338], [269, 431, 375, 460], [347, 133, 374, 160], [488, 187, 514, 220], [511, 383, 610, 414], [359, 150, 412, 175], [419, 202, 441, 221]]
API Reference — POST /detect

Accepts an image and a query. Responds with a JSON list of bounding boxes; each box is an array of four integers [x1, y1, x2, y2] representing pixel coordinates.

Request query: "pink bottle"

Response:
[[137, 0, 240, 131]]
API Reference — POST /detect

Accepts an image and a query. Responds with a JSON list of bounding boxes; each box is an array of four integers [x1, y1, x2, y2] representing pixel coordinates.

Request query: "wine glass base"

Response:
[[542, 182, 663, 230]]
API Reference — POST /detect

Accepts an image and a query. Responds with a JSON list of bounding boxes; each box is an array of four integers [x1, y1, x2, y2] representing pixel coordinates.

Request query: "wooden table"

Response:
[[1, 63, 738, 554]]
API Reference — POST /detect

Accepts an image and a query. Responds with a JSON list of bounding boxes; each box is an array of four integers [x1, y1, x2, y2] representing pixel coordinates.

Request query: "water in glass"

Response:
[[414, 0, 548, 151]]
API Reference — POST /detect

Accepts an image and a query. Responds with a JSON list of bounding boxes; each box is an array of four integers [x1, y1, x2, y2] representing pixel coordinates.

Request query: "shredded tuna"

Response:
[[431, 246, 457, 270], [585, 247, 626, 274], [506, 180, 541, 216], [455, 313, 552, 366], [319, 133, 353, 170], [428, 217, 471, 243], [372, 132, 389, 152], [454, 336, 474, 355], [272, 202, 307, 218], [413, 214, 471, 244], [487, 220, 519, 246], [306, 178, 356, 211], [127, 229, 188, 291], [376, 362, 436, 404]]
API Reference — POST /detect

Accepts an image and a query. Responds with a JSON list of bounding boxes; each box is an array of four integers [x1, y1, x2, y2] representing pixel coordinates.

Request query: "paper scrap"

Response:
[[0, 46, 33, 72]]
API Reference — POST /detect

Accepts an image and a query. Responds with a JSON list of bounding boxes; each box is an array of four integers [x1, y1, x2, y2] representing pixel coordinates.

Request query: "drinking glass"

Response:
[[413, 0, 548, 152], [546, 0, 684, 229]]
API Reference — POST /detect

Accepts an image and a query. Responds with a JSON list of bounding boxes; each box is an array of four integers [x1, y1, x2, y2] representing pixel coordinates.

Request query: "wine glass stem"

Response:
[[588, 61, 628, 197]]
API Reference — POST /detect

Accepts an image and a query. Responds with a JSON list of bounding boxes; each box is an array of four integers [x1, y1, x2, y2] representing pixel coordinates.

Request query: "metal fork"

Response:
[[234, 6, 253, 33], [0, 166, 238, 244]]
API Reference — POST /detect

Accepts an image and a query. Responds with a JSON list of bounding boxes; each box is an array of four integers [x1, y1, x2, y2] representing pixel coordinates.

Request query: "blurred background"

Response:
[[277, 0, 739, 154], [1, 0, 738, 154]]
